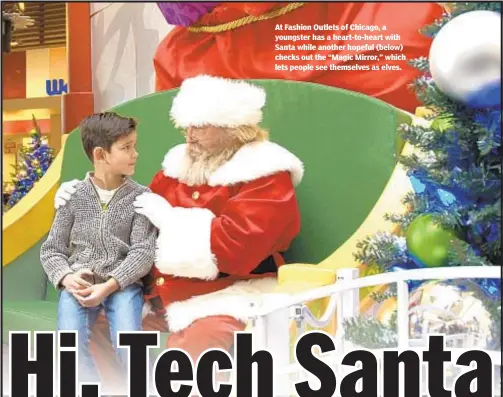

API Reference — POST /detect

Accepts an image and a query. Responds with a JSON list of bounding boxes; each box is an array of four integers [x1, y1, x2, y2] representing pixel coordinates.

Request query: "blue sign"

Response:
[[46, 79, 68, 96]]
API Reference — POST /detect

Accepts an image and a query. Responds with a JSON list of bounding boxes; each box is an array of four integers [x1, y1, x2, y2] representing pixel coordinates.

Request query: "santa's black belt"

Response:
[[218, 252, 284, 279]]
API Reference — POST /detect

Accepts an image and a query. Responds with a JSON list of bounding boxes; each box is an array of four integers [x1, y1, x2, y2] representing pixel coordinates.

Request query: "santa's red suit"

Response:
[[139, 141, 301, 351], [130, 75, 304, 364]]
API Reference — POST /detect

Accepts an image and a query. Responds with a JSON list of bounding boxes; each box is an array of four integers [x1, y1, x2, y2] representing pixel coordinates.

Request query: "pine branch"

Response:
[[412, 77, 466, 114], [408, 56, 429, 73], [469, 200, 501, 224], [449, 2, 501, 15], [398, 123, 446, 152], [481, 240, 501, 264], [434, 210, 463, 231], [446, 238, 493, 267], [399, 156, 449, 185], [353, 232, 408, 271], [343, 316, 397, 349], [369, 289, 397, 304], [449, 165, 500, 198], [401, 191, 420, 208], [384, 212, 412, 230], [384, 192, 434, 230]]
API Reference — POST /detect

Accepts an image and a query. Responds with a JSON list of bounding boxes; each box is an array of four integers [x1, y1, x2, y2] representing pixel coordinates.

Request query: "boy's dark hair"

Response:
[[80, 112, 137, 162]]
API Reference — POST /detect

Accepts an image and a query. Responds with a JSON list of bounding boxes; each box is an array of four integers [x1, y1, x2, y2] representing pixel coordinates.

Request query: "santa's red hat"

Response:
[[170, 75, 266, 128]]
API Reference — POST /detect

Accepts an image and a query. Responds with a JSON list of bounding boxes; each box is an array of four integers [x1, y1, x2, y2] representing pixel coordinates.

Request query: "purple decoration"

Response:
[[157, 2, 221, 27]]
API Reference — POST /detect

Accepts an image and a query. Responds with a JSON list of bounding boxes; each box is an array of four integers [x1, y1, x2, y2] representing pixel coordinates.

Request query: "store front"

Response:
[[2, 2, 92, 208]]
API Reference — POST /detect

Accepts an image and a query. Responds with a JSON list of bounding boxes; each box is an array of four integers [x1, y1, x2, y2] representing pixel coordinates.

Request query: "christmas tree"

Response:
[[5, 115, 55, 210], [344, 2, 501, 349]]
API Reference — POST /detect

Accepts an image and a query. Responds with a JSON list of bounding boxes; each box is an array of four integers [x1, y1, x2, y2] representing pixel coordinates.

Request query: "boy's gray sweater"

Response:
[[40, 177, 157, 290]]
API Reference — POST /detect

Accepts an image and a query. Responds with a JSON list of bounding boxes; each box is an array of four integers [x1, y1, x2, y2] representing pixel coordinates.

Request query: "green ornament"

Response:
[[406, 214, 458, 267], [431, 115, 454, 132]]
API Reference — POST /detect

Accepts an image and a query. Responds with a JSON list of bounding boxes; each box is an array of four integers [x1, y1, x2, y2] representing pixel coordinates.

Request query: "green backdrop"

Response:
[[3, 79, 411, 342]]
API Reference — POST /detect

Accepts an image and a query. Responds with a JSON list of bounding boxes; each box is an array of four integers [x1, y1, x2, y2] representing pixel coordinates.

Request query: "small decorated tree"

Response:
[[5, 115, 55, 210]]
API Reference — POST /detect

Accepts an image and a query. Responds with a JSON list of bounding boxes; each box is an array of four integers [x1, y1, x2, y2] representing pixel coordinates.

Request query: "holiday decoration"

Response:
[[428, 10, 501, 108], [363, 279, 498, 350], [5, 116, 55, 210], [409, 280, 495, 349], [4, 183, 15, 194], [157, 2, 219, 27], [406, 214, 459, 267], [345, 2, 501, 349], [431, 114, 454, 133]]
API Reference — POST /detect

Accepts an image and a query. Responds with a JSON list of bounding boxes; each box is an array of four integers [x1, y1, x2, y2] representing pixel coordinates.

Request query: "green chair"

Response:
[[3, 79, 411, 351]]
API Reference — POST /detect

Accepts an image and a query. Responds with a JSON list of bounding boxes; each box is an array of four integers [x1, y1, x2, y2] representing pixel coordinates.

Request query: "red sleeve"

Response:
[[149, 170, 167, 193], [211, 171, 300, 276], [153, 172, 300, 280]]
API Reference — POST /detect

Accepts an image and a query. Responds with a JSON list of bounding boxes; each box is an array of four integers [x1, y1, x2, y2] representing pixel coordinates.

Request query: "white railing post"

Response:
[[337, 268, 360, 320], [336, 268, 360, 340], [250, 314, 268, 352], [239, 314, 267, 397], [290, 304, 305, 346], [396, 280, 409, 349], [253, 307, 291, 396], [335, 268, 360, 384], [396, 280, 409, 397]]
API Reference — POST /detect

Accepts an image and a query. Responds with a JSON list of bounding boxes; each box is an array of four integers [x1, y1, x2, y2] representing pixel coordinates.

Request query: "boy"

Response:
[[40, 112, 157, 384]]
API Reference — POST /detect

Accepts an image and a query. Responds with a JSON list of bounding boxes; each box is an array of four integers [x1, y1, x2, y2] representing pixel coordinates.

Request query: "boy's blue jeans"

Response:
[[57, 283, 144, 384]]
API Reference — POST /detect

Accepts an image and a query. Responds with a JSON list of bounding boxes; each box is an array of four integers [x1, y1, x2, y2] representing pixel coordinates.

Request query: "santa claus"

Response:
[[55, 75, 304, 367]]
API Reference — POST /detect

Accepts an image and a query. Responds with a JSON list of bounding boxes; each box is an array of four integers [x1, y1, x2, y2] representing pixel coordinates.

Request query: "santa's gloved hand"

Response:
[[55, 179, 80, 209], [133, 192, 172, 229]]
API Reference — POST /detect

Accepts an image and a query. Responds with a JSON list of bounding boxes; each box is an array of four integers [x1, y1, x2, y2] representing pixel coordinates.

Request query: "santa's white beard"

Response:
[[179, 147, 238, 186]]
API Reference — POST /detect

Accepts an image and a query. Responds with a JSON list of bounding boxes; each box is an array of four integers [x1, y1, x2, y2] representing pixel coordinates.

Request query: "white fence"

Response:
[[244, 266, 501, 397]]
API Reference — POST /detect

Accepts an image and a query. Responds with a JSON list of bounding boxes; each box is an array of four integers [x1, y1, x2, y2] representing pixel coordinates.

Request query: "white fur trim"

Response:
[[162, 141, 304, 187], [165, 277, 282, 332], [155, 207, 219, 280], [170, 75, 266, 128], [210, 141, 304, 186], [161, 144, 187, 180]]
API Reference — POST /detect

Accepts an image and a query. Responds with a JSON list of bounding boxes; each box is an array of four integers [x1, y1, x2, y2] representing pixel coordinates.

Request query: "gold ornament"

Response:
[[32, 159, 40, 167], [19, 170, 27, 178]]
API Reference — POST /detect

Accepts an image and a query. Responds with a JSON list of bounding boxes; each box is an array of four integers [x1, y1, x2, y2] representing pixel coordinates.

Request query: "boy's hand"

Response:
[[73, 278, 119, 308], [61, 269, 94, 292]]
